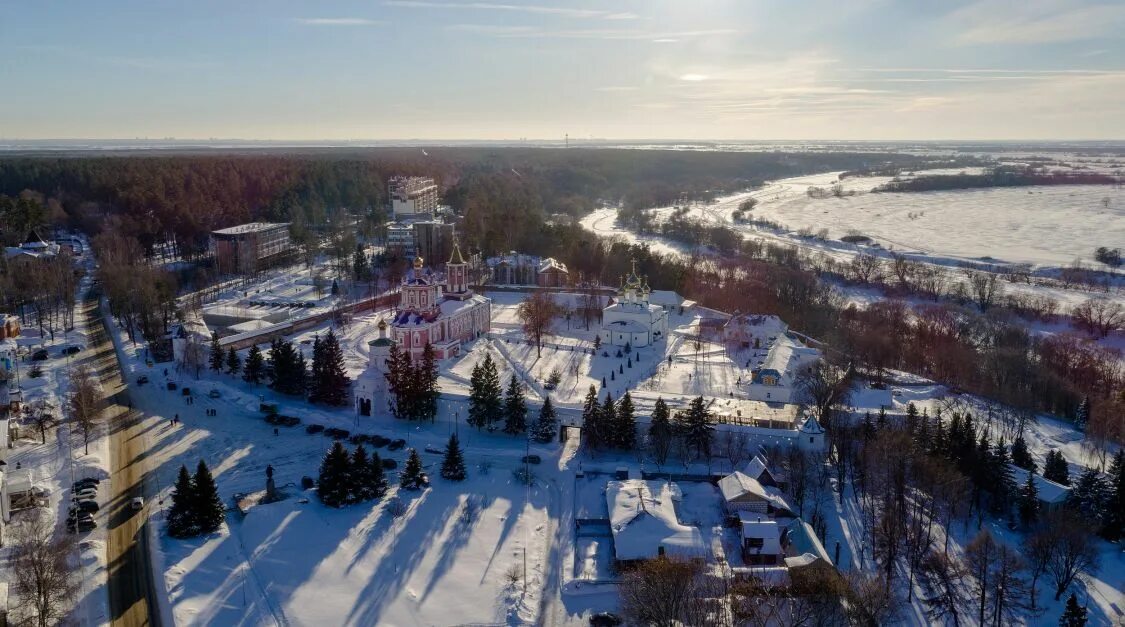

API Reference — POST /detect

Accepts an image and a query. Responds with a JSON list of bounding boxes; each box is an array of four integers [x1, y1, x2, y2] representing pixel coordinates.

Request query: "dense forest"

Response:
[[0, 148, 927, 258], [874, 167, 1119, 193]]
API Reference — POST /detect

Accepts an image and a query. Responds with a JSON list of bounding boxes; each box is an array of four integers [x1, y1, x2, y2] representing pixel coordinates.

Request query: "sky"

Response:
[[1, 0, 1124, 141]]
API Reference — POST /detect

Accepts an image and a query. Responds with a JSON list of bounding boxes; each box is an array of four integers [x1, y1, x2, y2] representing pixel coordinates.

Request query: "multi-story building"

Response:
[[212, 222, 291, 275], [385, 223, 416, 257], [389, 176, 439, 218], [413, 220, 454, 265]]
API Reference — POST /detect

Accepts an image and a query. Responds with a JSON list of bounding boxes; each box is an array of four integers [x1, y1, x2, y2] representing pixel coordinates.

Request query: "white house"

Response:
[[718, 471, 798, 518], [599, 261, 667, 348], [739, 513, 786, 565], [606, 479, 706, 565], [743, 335, 820, 404]]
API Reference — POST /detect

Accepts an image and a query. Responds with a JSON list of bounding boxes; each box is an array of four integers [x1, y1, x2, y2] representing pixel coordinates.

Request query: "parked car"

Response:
[[371, 435, 390, 448], [521, 455, 542, 465], [543, 381, 557, 391], [589, 612, 622, 627], [208, 389, 221, 399], [73, 478, 100, 490], [61, 345, 83, 356], [31, 348, 49, 361], [306, 424, 325, 435], [131, 497, 145, 510], [381, 458, 398, 470], [73, 488, 98, 500], [67, 517, 97, 533], [136, 375, 149, 385], [70, 501, 100, 515], [424, 446, 444, 455], [388, 439, 406, 451], [71, 492, 97, 503]]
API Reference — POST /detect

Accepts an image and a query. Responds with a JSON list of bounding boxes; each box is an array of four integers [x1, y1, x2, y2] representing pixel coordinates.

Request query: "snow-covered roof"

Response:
[[784, 519, 833, 565], [607, 480, 706, 562], [604, 301, 663, 317], [725, 313, 787, 335], [1009, 465, 1071, 504], [392, 293, 489, 328], [799, 414, 824, 434], [743, 455, 780, 485], [605, 320, 649, 334], [212, 222, 289, 236], [648, 290, 684, 307], [718, 472, 797, 516], [738, 514, 784, 556], [538, 257, 567, 274]]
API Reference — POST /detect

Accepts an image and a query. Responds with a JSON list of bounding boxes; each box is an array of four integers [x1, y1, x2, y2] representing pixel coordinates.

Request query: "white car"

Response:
[[73, 488, 97, 499], [131, 497, 144, 511]]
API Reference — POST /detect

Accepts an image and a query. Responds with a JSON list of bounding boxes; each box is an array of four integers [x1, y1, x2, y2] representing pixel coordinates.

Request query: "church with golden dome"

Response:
[[598, 260, 668, 348]]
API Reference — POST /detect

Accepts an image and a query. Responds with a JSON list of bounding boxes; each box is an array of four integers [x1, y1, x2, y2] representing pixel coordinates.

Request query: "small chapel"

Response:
[[598, 260, 668, 348]]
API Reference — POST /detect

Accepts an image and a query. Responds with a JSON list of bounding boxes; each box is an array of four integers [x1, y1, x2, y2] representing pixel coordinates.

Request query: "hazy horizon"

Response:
[[3, 1, 1125, 141]]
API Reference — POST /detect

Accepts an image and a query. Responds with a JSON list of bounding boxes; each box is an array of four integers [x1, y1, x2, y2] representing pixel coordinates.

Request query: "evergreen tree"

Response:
[[417, 342, 439, 421], [648, 398, 672, 465], [915, 408, 931, 452], [400, 448, 426, 490], [905, 402, 918, 433], [468, 354, 502, 430], [1068, 467, 1109, 524], [1043, 450, 1071, 486], [331, 278, 340, 295], [678, 396, 715, 459], [167, 465, 197, 538], [990, 439, 1017, 514], [581, 385, 604, 449], [861, 411, 876, 443], [877, 406, 887, 430], [614, 391, 636, 450], [310, 329, 349, 406], [503, 375, 528, 435], [1103, 449, 1125, 540], [599, 393, 615, 449], [1059, 593, 1087, 627], [532, 396, 559, 443], [440, 433, 467, 481], [192, 460, 225, 533], [350, 445, 373, 503], [243, 344, 265, 384], [353, 245, 370, 281], [1018, 469, 1040, 527], [318, 441, 352, 507], [1074, 396, 1090, 430], [209, 332, 223, 373], [225, 346, 241, 376], [386, 343, 414, 420], [369, 451, 389, 499], [1011, 433, 1035, 471], [930, 412, 947, 457], [268, 339, 308, 396]]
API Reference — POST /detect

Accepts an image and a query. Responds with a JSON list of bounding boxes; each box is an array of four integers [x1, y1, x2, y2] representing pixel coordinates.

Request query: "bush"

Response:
[[1094, 246, 1122, 267]]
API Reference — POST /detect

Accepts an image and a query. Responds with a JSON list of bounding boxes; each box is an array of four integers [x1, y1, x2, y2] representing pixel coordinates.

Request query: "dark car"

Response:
[[381, 458, 398, 470], [371, 435, 390, 448], [67, 516, 97, 532], [136, 375, 149, 385], [388, 439, 406, 451], [31, 348, 49, 361], [73, 478, 100, 490], [521, 455, 542, 465], [62, 345, 82, 356], [589, 612, 622, 627], [70, 500, 100, 515], [306, 424, 325, 435]]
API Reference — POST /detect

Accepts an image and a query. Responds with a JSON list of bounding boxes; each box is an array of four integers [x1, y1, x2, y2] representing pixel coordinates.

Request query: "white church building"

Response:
[[598, 261, 668, 348]]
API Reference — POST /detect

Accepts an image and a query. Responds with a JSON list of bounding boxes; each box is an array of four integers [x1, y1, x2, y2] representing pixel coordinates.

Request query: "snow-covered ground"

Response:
[[0, 272, 113, 626]]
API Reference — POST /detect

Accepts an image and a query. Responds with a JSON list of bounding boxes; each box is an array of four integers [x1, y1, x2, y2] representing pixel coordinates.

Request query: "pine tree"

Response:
[[209, 332, 223, 373], [1043, 450, 1071, 486], [503, 375, 528, 435], [648, 398, 672, 465], [1074, 396, 1090, 430], [678, 396, 715, 459], [387, 343, 414, 420], [862, 411, 876, 443], [468, 354, 502, 430], [593, 335, 601, 350], [877, 406, 887, 430], [350, 445, 373, 503], [581, 385, 603, 449], [192, 460, 225, 533], [225, 346, 241, 376], [614, 391, 636, 450], [532, 396, 559, 443], [905, 402, 919, 433], [1011, 433, 1035, 472], [1069, 467, 1109, 526], [417, 342, 439, 421], [1018, 469, 1040, 527], [167, 465, 197, 538], [400, 448, 426, 490], [369, 451, 389, 499], [1104, 449, 1125, 540], [990, 439, 1017, 514], [1059, 592, 1087, 627], [318, 441, 352, 507], [331, 278, 340, 295], [243, 344, 265, 384], [600, 392, 615, 449], [311, 329, 349, 406], [440, 433, 467, 481]]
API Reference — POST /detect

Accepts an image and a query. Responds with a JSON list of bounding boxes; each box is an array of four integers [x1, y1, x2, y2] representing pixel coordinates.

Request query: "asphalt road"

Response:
[[77, 294, 161, 627]]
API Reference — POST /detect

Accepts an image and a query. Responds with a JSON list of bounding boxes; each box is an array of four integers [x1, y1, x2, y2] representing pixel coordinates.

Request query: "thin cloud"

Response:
[[449, 26, 737, 40], [595, 86, 639, 92], [949, 0, 1125, 44], [295, 18, 384, 26], [384, 1, 635, 19]]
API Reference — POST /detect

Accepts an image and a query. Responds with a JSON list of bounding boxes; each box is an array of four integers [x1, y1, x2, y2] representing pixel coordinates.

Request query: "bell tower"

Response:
[[446, 241, 471, 300]]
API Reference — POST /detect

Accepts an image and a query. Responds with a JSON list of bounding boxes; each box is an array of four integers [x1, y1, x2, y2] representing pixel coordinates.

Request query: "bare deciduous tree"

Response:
[[620, 557, 723, 627], [963, 269, 1003, 311], [67, 364, 102, 455], [920, 550, 970, 627], [1042, 511, 1100, 600], [12, 513, 78, 627], [1072, 297, 1125, 339], [24, 398, 57, 444], [516, 290, 562, 358]]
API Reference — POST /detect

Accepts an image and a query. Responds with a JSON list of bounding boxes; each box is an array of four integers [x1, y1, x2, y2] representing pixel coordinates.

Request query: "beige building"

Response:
[[212, 222, 292, 275]]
